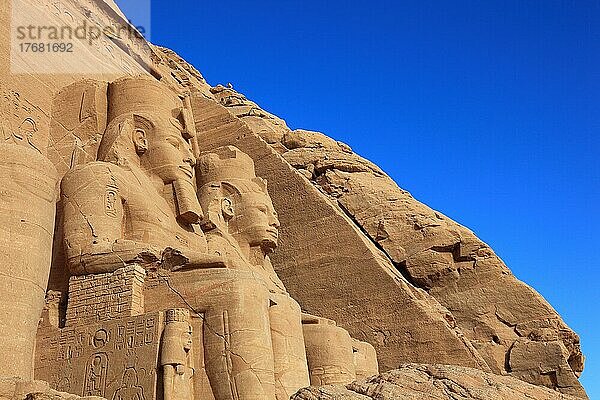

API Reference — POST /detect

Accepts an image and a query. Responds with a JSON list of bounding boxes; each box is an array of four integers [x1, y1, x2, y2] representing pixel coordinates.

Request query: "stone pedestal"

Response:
[[65, 265, 146, 326], [35, 312, 162, 399]]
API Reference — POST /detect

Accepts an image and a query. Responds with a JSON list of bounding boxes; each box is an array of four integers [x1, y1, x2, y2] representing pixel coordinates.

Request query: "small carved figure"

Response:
[[112, 368, 146, 400], [161, 309, 194, 400], [84, 353, 108, 397]]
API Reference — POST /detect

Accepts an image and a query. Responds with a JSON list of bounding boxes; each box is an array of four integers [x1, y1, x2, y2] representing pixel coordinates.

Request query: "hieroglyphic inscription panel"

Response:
[[65, 265, 146, 326], [1, 82, 49, 153], [35, 312, 162, 400]]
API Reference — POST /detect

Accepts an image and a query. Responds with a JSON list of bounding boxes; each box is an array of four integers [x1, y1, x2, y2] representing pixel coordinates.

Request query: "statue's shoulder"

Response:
[[63, 161, 124, 176], [61, 162, 131, 192], [206, 231, 251, 270]]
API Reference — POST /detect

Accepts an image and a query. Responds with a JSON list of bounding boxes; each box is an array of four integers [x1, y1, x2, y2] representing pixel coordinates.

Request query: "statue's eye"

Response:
[[166, 137, 180, 149], [258, 205, 268, 214]]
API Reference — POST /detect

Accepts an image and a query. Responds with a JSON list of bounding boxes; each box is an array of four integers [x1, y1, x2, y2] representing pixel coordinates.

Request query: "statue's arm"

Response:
[[61, 163, 229, 274], [160, 247, 229, 271], [61, 163, 162, 275], [162, 364, 174, 400]]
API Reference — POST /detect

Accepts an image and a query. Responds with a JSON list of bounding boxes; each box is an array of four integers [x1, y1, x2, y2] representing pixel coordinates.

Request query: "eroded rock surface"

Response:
[[209, 84, 586, 398], [0, 378, 104, 400], [189, 90, 493, 375], [292, 364, 582, 400]]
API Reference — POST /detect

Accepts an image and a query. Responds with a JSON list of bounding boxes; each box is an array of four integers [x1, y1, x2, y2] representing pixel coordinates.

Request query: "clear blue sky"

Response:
[[124, 0, 599, 395]]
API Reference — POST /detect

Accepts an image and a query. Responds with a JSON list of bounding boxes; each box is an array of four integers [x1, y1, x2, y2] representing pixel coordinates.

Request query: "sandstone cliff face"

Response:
[[292, 364, 582, 400], [187, 86, 493, 374], [204, 83, 586, 398]]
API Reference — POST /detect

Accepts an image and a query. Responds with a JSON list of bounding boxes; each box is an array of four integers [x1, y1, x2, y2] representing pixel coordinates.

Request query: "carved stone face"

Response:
[[138, 118, 196, 184], [230, 190, 280, 251]]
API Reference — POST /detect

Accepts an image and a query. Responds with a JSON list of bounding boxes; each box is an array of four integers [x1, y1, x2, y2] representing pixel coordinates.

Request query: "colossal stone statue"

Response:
[[197, 146, 311, 399], [0, 143, 58, 380], [58, 76, 278, 400], [60, 76, 223, 275], [195, 146, 377, 394], [35, 77, 378, 400]]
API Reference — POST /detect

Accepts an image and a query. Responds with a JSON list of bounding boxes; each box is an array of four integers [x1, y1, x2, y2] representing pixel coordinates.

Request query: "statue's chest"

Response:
[[123, 187, 205, 251]]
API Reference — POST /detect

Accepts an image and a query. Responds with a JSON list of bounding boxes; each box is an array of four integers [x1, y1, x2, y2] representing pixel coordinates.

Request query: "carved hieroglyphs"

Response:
[[36, 312, 162, 399]]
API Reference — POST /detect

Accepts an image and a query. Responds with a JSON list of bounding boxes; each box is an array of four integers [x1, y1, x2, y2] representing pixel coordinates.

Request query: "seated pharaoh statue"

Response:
[[196, 146, 312, 398], [196, 147, 378, 391], [59, 76, 376, 400], [61, 76, 223, 275], [60, 77, 303, 400]]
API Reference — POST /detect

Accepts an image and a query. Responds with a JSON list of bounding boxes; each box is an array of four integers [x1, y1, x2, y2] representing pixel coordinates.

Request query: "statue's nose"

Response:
[[270, 213, 280, 229], [183, 155, 196, 167], [181, 140, 196, 166]]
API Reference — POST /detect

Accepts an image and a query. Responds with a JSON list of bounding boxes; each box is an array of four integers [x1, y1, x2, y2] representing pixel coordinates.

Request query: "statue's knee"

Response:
[[352, 339, 379, 379], [221, 274, 269, 309], [303, 323, 357, 386], [270, 293, 301, 314]]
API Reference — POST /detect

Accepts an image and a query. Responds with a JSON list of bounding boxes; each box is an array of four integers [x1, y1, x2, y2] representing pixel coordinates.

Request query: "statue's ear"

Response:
[[132, 129, 148, 155], [221, 197, 234, 220], [127, 114, 153, 155], [128, 116, 148, 155], [199, 184, 228, 231]]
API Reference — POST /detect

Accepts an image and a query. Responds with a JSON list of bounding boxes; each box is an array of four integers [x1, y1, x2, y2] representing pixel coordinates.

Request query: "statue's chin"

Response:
[[260, 239, 277, 253]]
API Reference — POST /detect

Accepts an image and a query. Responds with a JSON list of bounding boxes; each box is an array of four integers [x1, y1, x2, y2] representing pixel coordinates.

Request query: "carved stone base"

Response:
[[0, 377, 104, 400]]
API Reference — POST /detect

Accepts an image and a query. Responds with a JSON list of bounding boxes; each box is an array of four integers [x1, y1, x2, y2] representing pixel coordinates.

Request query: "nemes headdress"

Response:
[[98, 76, 196, 161], [196, 146, 258, 188], [165, 308, 190, 324], [196, 146, 268, 230]]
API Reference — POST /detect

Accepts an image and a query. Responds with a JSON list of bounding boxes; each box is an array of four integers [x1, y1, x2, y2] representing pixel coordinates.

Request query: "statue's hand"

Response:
[[162, 248, 229, 271], [175, 364, 186, 375]]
